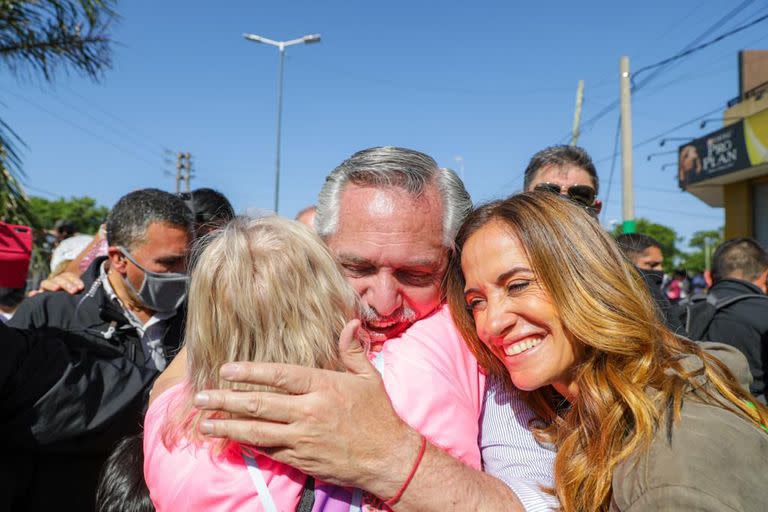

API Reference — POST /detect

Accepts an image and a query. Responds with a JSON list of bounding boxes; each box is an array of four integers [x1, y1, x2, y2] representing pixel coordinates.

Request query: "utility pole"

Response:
[[619, 56, 635, 234], [176, 152, 192, 193], [570, 80, 584, 146]]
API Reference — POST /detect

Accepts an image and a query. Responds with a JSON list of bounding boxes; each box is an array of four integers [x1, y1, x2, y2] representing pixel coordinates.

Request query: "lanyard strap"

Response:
[[372, 350, 385, 374], [242, 452, 279, 512], [349, 488, 364, 512]]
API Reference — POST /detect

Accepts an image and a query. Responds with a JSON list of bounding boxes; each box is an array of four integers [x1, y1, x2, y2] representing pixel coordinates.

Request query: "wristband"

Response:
[[383, 434, 427, 507]]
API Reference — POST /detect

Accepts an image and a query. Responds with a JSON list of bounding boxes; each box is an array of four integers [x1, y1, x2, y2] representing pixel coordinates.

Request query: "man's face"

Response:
[[122, 221, 191, 293], [635, 246, 664, 272], [326, 184, 447, 347], [527, 164, 600, 214]]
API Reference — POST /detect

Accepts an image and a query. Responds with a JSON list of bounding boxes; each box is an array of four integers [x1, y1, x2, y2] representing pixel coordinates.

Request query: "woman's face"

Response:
[[461, 221, 578, 399]]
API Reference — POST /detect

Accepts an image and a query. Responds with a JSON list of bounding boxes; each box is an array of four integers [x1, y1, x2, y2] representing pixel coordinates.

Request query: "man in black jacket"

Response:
[[704, 238, 768, 403], [8, 188, 193, 511]]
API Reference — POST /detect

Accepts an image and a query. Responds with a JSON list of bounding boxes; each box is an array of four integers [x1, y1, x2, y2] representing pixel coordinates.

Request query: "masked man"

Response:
[[8, 188, 193, 511]]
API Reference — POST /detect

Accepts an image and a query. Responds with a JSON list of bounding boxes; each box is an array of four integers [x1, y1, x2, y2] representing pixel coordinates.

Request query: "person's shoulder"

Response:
[[9, 286, 90, 331], [612, 399, 768, 511]]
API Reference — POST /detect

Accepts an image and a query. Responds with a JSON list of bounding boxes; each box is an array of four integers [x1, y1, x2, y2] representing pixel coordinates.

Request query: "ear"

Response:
[[107, 246, 128, 274], [704, 270, 713, 288], [757, 268, 768, 295]]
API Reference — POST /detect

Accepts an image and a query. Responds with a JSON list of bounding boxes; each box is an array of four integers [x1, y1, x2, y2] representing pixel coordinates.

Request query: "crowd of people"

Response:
[[1, 145, 767, 512]]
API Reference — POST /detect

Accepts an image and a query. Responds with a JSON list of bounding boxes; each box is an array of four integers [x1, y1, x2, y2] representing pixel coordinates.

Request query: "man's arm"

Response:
[[194, 321, 525, 511]]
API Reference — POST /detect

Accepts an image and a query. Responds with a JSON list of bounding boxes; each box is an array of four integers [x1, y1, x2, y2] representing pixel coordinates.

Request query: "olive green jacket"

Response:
[[610, 343, 768, 511]]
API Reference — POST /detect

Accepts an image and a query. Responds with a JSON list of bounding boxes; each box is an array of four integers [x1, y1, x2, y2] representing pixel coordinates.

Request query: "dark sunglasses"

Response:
[[533, 182, 596, 207]]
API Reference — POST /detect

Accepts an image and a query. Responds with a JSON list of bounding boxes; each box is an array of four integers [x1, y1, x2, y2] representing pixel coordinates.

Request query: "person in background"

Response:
[[178, 187, 235, 237], [447, 192, 768, 511], [95, 435, 154, 512], [702, 238, 768, 404], [34, 188, 235, 295], [523, 145, 602, 215], [295, 204, 317, 230], [0, 287, 25, 322], [49, 233, 93, 276], [8, 188, 193, 511], [615, 233, 664, 272]]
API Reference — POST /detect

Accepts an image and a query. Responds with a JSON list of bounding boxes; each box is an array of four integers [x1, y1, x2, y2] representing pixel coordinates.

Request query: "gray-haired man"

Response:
[[188, 147, 557, 510]]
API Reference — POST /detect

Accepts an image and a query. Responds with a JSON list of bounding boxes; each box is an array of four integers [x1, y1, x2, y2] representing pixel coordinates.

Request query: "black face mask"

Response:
[[638, 268, 665, 287]]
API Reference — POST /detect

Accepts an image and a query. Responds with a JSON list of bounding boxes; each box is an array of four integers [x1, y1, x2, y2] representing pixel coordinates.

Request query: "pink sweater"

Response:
[[144, 304, 485, 511]]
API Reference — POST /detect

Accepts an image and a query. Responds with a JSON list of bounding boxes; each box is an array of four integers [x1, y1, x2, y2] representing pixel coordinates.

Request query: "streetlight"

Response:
[[243, 32, 321, 214], [659, 137, 695, 147], [646, 150, 677, 162]]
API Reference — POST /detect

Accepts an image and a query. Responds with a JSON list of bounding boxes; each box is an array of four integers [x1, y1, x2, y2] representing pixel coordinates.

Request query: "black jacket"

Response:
[[638, 268, 686, 335], [6, 257, 185, 511], [704, 278, 768, 402]]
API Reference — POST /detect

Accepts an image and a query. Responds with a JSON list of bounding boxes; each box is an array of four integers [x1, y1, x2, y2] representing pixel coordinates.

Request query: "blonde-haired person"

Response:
[[143, 216, 362, 511], [446, 192, 768, 511]]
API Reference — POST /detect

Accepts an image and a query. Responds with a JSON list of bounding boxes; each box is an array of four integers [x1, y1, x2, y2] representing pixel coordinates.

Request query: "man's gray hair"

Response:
[[316, 147, 472, 248], [107, 188, 193, 250]]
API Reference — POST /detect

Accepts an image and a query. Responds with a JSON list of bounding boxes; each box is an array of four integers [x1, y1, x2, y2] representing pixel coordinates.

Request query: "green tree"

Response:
[[0, 0, 117, 228], [612, 217, 683, 273], [28, 195, 108, 234], [680, 228, 723, 272]]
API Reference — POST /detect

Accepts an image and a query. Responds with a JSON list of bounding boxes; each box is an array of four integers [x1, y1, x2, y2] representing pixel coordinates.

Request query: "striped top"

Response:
[[481, 375, 559, 511]]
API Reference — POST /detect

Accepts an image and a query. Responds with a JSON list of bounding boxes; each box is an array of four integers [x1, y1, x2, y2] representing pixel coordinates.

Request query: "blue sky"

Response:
[[3, 0, 767, 248]]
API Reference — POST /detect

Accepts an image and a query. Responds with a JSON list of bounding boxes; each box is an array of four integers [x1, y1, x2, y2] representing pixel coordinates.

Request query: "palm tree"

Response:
[[0, 0, 117, 226]]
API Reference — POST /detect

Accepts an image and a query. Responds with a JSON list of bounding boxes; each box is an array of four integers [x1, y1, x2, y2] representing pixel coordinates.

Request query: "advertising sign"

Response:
[[678, 109, 768, 188]]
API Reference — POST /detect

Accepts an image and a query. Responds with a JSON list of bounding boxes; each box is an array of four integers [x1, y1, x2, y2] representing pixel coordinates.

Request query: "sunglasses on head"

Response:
[[533, 182, 596, 207]]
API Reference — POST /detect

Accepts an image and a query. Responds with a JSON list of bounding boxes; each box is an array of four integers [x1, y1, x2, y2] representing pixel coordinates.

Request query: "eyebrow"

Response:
[[336, 253, 442, 269], [464, 266, 532, 295], [155, 254, 186, 265]]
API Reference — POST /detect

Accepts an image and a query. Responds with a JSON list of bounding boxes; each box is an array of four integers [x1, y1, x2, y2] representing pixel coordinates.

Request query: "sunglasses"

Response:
[[533, 182, 596, 207]]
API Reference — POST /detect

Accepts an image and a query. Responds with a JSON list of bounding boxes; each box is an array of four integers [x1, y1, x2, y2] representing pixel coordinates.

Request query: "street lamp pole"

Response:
[[243, 32, 321, 214]]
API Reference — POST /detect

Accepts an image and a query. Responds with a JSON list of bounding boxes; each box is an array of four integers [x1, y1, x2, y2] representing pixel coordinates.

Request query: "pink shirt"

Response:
[[144, 383, 306, 511], [144, 304, 485, 510], [375, 304, 485, 468]]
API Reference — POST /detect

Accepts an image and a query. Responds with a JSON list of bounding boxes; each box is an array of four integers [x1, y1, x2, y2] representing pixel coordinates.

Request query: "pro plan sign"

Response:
[[678, 109, 768, 188], [677, 122, 751, 188]]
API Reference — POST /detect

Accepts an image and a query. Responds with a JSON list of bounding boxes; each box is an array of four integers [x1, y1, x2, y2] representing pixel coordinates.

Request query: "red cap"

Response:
[[0, 222, 33, 288]]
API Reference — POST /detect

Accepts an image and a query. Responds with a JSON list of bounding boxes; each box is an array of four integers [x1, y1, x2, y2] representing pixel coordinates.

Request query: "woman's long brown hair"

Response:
[[445, 192, 768, 512]]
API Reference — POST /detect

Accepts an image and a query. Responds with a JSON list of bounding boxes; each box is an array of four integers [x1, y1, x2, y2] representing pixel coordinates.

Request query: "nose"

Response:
[[364, 273, 402, 318], [482, 295, 517, 341]]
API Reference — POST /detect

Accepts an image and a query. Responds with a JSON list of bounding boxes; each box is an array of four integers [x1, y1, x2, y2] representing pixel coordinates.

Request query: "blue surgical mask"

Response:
[[118, 246, 188, 313]]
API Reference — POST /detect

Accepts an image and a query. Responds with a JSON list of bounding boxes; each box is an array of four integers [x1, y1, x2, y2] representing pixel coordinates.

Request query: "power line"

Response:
[[563, 0, 758, 141], [45, 85, 169, 156], [592, 104, 724, 165], [20, 182, 64, 199], [632, 9, 768, 86], [0, 86, 161, 168]]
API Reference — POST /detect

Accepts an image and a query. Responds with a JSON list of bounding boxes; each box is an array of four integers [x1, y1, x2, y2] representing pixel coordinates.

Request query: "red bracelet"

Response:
[[383, 434, 427, 507]]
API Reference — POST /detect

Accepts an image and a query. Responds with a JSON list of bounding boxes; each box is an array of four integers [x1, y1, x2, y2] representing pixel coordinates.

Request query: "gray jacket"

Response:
[[611, 343, 768, 511]]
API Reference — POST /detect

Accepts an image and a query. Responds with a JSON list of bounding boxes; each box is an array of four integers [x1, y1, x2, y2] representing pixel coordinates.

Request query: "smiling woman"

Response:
[[446, 191, 768, 512]]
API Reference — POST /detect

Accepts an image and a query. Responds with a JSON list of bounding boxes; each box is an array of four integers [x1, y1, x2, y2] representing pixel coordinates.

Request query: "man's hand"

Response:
[[28, 272, 85, 297], [194, 320, 421, 497]]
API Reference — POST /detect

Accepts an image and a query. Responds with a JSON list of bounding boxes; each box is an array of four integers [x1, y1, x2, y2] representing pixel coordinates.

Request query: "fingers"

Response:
[[338, 319, 377, 376], [38, 272, 85, 295], [198, 417, 295, 448], [194, 389, 299, 424], [218, 362, 319, 395]]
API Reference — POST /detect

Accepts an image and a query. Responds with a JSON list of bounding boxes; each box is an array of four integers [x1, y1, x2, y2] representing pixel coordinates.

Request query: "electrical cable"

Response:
[[563, 0, 758, 141], [631, 10, 768, 88], [0, 86, 161, 168]]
